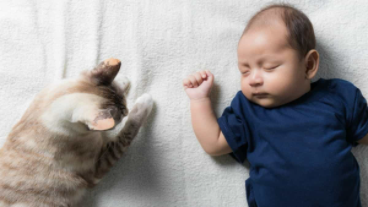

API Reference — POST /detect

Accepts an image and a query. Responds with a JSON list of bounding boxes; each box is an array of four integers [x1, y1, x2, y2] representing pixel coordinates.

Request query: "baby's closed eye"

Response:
[[264, 64, 281, 70]]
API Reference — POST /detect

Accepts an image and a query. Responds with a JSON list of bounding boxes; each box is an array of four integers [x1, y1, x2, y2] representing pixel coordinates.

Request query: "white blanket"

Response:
[[1, 1, 368, 206]]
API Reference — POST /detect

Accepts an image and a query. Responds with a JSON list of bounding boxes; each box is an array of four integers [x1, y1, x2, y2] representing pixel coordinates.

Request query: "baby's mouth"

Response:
[[252, 93, 268, 98]]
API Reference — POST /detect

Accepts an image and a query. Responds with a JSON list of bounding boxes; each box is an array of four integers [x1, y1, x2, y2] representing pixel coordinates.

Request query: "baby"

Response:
[[183, 4, 368, 207]]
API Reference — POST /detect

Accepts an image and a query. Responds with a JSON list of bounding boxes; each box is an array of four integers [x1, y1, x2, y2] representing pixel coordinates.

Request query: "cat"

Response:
[[0, 58, 153, 207]]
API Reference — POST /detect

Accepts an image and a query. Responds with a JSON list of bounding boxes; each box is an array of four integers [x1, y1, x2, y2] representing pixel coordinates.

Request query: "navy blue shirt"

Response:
[[218, 79, 368, 207]]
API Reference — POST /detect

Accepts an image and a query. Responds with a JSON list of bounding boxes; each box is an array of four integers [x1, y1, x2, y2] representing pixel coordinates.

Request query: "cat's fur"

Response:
[[0, 58, 153, 207]]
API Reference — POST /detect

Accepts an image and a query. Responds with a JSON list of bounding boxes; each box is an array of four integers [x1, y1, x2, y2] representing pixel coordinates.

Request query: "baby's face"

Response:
[[237, 22, 310, 108]]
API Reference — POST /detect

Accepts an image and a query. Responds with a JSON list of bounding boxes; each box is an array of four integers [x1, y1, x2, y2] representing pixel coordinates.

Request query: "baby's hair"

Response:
[[243, 4, 316, 59]]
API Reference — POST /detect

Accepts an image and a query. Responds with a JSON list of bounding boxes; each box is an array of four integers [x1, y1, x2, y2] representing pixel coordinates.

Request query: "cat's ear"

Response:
[[91, 58, 121, 85], [87, 114, 115, 131], [73, 106, 118, 131], [85, 108, 118, 131]]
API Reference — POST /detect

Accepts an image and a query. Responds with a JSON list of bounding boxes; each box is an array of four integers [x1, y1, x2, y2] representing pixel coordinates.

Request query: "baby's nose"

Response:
[[249, 71, 264, 87]]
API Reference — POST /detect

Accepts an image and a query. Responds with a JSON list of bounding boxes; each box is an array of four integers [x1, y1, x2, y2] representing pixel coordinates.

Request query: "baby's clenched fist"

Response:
[[183, 70, 214, 100]]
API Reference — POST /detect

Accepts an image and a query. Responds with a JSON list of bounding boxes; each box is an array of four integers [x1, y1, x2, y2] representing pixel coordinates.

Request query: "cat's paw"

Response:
[[129, 94, 153, 121], [135, 93, 153, 114], [114, 75, 130, 93]]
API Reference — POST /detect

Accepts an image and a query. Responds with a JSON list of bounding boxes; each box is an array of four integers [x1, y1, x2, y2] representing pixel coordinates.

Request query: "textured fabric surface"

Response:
[[1, 1, 368, 206]]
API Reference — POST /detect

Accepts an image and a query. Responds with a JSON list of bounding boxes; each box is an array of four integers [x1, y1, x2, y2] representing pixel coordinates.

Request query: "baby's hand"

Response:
[[183, 70, 214, 100]]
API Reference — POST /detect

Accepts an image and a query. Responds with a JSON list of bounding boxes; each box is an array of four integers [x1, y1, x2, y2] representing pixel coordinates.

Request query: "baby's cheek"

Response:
[[240, 82, 251, 97], [267, 74, 293, 94]]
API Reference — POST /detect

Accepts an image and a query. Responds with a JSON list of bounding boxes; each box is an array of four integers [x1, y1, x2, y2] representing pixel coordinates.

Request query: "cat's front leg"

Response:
[[124, 93, 153, 128], [94, 94, 153, 181]]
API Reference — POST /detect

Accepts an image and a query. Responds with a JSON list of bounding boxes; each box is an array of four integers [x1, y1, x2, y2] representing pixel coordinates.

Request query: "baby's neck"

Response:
[[284, 81, 312, 105]]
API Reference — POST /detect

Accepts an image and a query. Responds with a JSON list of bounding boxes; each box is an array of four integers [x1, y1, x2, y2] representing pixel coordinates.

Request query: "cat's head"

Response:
[[39, 58, 129, 133]]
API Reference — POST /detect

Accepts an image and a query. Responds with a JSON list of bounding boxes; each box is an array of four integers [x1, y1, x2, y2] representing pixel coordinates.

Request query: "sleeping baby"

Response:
[[183, 4, 368, 207]]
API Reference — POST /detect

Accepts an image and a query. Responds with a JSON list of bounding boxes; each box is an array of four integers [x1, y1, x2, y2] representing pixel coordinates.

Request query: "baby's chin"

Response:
[[252, 99, 280, 108], [245, 94, 284, 108]]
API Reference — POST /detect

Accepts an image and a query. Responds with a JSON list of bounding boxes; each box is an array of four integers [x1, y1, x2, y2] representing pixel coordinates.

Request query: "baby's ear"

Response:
[[91, 58, 121, 85], [304, 50, 319, 79]]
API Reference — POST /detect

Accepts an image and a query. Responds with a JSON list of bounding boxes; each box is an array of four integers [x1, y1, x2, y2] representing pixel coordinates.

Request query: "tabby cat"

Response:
[[0, 58, 153, 207]]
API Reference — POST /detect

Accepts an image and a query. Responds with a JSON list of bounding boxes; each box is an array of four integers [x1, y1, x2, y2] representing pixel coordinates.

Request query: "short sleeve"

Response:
[[346, 87, 368, 144], [218, 92, 251, 163]]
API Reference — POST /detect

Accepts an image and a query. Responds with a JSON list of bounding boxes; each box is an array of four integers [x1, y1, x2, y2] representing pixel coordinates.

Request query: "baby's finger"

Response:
[[199, 70, 207, 79], [205, 70, 213, 77], [194, 72, 204, 86], [205, 70, 214, 83], [183, 78, 191, 89], [188, 75, 199, 87]]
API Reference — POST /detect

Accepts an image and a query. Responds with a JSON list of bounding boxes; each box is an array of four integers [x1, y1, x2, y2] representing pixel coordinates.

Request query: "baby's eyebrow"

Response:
[[258, 55, 282, 63], [238, 59, 248, 64], [238, 53, 283, 66]]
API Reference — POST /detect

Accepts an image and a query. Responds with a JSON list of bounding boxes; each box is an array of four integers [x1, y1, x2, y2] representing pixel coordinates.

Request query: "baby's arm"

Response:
[[183, 71, 232, 156]]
